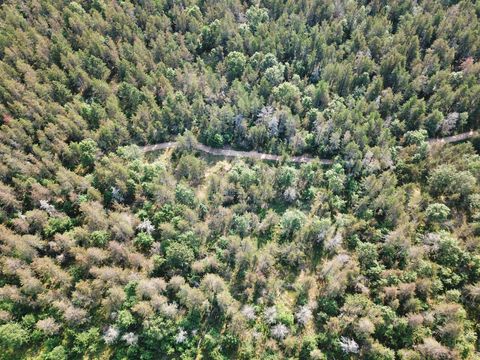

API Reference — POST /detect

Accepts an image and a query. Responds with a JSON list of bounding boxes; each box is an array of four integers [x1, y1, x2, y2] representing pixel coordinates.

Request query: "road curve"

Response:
[[141, 130, 479, 164]]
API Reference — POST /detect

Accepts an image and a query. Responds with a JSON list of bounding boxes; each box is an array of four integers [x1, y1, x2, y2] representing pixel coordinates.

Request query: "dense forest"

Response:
[[1, 0, 480, 359]]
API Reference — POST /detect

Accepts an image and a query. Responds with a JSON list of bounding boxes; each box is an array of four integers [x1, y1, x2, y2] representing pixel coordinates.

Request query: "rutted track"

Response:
[[141, 130, 479, 164]]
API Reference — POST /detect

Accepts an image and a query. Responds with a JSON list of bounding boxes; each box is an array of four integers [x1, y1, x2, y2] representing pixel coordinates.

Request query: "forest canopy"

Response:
[[0, 0, 480, 359]]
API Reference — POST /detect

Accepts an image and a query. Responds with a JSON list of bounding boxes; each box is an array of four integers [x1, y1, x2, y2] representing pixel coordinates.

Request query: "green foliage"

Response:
[[272, 82, 302, 113], [280, 209, 306, 241], [357, 242, 380, 270], [134, 232, 154, 251], [276, 166, 297, 189], [433, 233, 465, 269], [117, 310, 136, 330], [42, 346, 68, 360], [429, 165, 476, 203], [0, 323, 29, 356], [404, 130, 428, 146], [0, 0, 479, 359], [72, 327, 101, 356], [426, 203, 450, 223], [117, 82, 145, 118], [210, 133, 224, 148], [165, 242, 195, 270], [246, 6, 269, 31], [325, 164, 346, 195], [89, 230, 110, 247], [175, 183, 196, 207], [275, 304, 294, 326], [43, 217, 73, 238], [175, 155, 206, 185], [75, 138, 98, 170], [225, 51, 247, 81]]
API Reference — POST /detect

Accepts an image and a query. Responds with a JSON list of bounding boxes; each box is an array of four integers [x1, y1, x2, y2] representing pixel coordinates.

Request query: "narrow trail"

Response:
[[427, 130, 479, 144], [141, 130, 479, 164], [142, 141, 329, 164]]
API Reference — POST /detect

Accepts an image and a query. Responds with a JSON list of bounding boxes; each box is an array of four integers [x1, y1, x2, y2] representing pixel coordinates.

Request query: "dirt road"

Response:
[[141, 130, 479, 164], [142, 141, 329, 164], [428, 130, 479, 144]]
